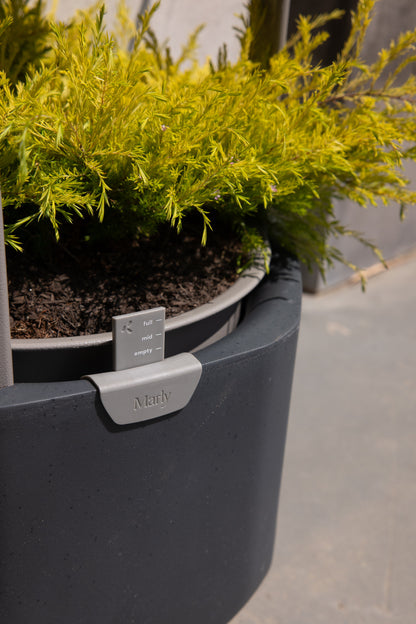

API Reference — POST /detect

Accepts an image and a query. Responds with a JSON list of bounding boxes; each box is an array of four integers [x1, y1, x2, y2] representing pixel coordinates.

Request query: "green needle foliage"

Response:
[[1, 0, 416, 279], [0, 0, 51, 86]]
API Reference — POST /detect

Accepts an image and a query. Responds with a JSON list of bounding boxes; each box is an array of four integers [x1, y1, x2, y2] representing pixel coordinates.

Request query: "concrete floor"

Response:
[[231, 253, 416, 624]]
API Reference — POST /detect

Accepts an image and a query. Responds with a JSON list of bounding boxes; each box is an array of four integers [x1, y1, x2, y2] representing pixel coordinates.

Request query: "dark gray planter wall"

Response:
[[288, 0, 359, 64], [288, 0, 416, 291], [0, 256, 301, 624]]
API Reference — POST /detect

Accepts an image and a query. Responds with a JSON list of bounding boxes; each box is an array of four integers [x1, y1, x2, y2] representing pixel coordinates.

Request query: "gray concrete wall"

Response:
[[47, 0, 245, 63], [47, 0, 139, 30]]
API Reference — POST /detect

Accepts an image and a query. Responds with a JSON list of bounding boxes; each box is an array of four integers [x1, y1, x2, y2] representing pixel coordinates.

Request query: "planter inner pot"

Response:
[[11, 255, 267, 383]]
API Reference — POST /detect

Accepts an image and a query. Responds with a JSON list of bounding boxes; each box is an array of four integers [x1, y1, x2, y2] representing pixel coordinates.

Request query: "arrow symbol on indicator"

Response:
[[121, 320, 133, 334]]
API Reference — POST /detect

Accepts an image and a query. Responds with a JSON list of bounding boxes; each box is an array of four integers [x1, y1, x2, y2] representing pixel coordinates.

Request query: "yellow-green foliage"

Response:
[[0, 0, 51, 86], [1, 0, 416, 275]]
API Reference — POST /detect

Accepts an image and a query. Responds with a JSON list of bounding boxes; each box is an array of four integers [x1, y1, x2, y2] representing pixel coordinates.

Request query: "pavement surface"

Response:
[[231, 253, 416, 624]]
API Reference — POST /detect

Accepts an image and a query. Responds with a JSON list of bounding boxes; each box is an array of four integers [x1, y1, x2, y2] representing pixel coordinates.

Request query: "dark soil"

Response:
[[7, 229, 242, 339]]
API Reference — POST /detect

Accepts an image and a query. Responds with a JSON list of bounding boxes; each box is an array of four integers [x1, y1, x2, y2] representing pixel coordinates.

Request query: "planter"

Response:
[[0, 252, 301, 624]]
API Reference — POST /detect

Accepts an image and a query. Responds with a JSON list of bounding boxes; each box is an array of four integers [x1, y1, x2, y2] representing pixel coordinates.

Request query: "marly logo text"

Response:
[[133, 389, 171, 410]]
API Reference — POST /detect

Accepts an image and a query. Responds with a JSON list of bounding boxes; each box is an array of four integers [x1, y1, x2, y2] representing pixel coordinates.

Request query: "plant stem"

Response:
[[0, 191, 14, 387]]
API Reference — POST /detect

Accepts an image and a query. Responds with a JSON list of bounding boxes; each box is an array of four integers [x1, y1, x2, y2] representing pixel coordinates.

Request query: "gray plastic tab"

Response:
[[112, 307, 165, 371], [85, 353, 202, 425]]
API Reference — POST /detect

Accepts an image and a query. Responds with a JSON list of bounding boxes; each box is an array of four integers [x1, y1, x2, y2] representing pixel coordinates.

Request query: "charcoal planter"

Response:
[[0, 253, 301, 624]]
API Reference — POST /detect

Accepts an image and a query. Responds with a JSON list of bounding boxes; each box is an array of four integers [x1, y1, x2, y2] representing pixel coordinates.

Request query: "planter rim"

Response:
[[2, 254, 301, 404], [11, 248, 269, 352]]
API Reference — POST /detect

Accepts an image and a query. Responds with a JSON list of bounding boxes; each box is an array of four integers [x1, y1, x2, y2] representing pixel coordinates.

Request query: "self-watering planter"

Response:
[[0, 225, 301, 623]]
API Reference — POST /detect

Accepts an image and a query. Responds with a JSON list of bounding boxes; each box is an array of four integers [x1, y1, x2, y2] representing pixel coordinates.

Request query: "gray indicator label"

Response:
[[112, 307, 165, 371], [85, 353, 202, 426]]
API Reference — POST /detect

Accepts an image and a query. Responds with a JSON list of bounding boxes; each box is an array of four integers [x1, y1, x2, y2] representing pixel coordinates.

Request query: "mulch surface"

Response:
[[7, 230, 242, 339]]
